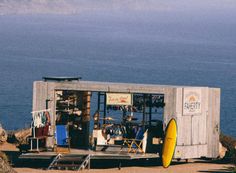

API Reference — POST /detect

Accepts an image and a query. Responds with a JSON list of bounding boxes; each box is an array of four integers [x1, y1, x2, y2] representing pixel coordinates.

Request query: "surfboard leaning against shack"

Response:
[[162, 118, 177, 168]]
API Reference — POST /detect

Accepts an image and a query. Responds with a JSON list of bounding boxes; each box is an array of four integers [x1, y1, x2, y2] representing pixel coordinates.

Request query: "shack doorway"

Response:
[[55, 90, 91, 149]]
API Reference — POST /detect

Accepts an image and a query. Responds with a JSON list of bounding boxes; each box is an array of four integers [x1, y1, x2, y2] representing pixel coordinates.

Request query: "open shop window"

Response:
[[92, 92, 165, 154], [122, 93, 165, 154], [55, 90, 91, 149], [133, 94, 165, 154], [92, 92, 133, 147]]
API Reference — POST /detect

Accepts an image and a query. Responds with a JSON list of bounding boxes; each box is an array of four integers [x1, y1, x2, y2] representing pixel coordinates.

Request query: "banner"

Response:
[[106, 93, 132, 106]]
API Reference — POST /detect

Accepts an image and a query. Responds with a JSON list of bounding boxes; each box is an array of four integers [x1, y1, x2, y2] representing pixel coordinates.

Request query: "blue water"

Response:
[[0, 12, 236, 137]]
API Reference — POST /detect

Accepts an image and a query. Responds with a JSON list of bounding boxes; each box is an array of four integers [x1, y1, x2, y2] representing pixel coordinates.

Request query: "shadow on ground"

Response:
[[198, 166, 235, 173]]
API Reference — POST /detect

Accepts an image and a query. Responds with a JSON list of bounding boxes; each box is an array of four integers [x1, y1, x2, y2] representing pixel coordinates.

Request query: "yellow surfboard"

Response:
[[162, 118, 177, 168]]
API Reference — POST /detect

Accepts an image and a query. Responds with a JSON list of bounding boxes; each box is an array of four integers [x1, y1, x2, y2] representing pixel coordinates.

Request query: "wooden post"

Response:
[[82, 91, 91, 148], [149, 94, 152, 126], [142, 94, 146, 127]]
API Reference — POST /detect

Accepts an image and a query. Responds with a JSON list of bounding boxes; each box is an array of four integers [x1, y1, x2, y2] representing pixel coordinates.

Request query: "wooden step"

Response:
[[50, 164, 81, 170], [48, 154, 90, 170]]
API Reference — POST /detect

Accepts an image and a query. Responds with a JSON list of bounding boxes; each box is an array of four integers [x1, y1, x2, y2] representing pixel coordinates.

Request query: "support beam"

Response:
[[149, 94, 152, 126], [82, 91, 91, 148]]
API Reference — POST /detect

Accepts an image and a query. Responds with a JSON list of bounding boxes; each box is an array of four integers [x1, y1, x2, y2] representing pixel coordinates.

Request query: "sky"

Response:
[[0, 0, 236, 15]]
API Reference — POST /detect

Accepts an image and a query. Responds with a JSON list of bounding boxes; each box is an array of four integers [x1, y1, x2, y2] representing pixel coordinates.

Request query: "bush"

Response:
[[220, 133, 236, 166], [232, 149, 236, 165], [220, 133, 236, 151]]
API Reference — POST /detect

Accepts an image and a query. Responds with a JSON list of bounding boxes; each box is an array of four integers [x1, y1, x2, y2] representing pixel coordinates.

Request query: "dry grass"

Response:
[[0, 151, 8, 162]]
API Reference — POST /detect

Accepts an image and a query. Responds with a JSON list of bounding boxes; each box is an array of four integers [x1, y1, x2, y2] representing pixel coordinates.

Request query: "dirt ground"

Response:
[[14, 162, 234, 173], [13, 156, 235, 173], [0, 142, 18, 151], [1, 142, 234, 173]]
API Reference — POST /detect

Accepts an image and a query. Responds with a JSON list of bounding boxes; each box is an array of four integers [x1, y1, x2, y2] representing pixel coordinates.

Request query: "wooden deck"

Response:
[[20, 148, 160, 160]]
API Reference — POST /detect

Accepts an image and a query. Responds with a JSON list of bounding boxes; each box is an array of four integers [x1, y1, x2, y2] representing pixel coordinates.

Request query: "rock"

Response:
[[0, 152, 17, 173], [0, 127, 8, 144], [13, 128, 31, 144], [219, 142, 227, 159]]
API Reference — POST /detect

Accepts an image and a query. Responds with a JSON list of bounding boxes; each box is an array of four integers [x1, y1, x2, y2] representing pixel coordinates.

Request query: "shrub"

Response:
[[220, 134, 236, 151], [220, 133, 236, 167]]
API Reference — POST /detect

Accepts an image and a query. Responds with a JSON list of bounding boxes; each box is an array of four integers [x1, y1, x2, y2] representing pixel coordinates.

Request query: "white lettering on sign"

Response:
[[183, 89, 202, 115], [106, 93, 132, 106]]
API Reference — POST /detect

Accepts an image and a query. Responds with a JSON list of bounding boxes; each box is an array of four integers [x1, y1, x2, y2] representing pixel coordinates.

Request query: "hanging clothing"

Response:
[[32, 110, 51, 128], [45, 111, 51, 125], [33, 113, 43, 128], [41, 112, 47, 125]]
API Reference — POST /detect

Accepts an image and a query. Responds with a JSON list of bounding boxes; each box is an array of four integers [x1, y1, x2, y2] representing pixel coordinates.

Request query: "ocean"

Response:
[[0, 12, 235, 137]]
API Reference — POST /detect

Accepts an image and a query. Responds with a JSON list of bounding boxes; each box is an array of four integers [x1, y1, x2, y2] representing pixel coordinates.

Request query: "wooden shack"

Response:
[[31, 77, 220, 160]]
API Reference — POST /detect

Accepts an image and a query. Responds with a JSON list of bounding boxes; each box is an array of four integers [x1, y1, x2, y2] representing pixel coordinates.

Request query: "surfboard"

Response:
[[162, 118, 177, 168]]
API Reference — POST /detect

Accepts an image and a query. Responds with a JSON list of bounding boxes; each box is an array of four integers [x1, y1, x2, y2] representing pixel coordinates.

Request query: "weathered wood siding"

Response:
[[174, 87, 220, 159], [33, 81, 47, 112], [174, 87, 209, 159], [207, 88, 220, 158], [33, 81, 56, 148], [163, 88, 176, 127], [47, 81, 169, 94]]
